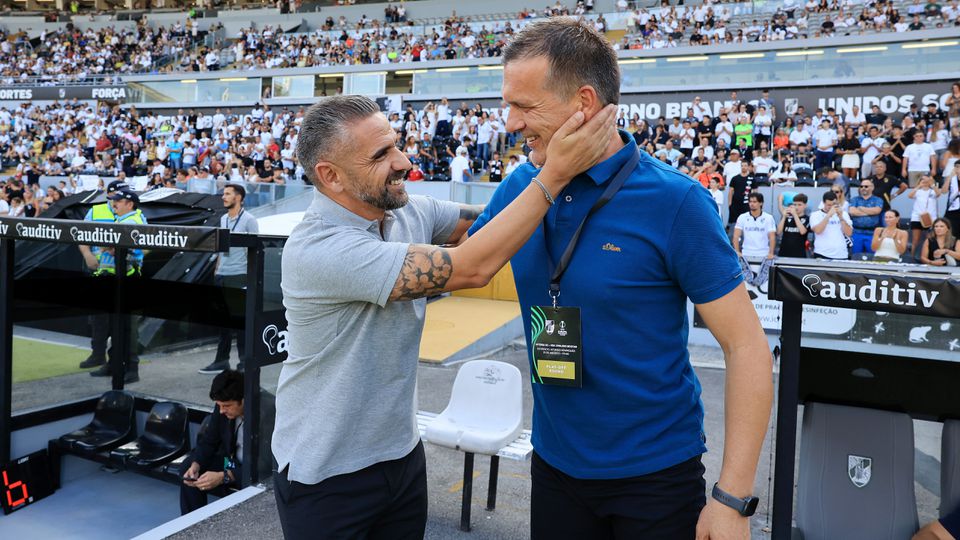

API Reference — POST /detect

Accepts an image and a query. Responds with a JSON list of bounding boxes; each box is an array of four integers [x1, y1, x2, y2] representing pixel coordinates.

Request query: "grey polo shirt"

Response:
[[217, 209, 259, 276], [273, 190, 459, 484]]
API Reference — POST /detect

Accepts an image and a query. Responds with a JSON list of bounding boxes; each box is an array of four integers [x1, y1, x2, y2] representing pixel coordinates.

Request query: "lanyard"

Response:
[[545, 147, 641, 307], [226, 209, 244, 232]]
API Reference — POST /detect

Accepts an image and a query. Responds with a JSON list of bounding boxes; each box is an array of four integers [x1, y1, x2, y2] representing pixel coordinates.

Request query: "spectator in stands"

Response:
[[200, 184, 258, 375], [811, 190, 853, 259], [838, 126, 862, 179], [848, 178, 885, 256], [777, 192, 810, 258], [814, 119, 838, 171], [180, 369, 275, 514], [728, 160, 757, 227], [872, 209, 909, 261], [903, 130, 938, 186], [867, 160, 908, 211], [909, 174, 942, 259], [920, 217, 959, 265], [733, 192, 777, 285], [450, 146, 473, 182]]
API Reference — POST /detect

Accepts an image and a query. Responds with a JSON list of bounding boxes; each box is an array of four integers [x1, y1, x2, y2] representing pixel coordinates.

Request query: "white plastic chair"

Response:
[[425, 360, 523, 532]]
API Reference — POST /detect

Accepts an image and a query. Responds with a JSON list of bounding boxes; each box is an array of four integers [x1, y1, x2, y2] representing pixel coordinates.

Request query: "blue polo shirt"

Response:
[[849, 195, 884, 231], [468, 134, 742, 479]]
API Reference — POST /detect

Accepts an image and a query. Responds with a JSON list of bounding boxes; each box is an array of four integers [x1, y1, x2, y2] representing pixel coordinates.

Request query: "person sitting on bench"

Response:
[[180, 369, 274, 514]]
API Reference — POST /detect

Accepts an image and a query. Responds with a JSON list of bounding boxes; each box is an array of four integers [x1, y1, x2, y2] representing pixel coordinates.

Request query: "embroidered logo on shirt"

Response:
[[602, 243, 622, 252]]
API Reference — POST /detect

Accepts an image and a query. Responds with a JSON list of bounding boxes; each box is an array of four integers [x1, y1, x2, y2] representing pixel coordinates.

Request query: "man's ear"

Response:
[[576, 86, 603, 121], [314, 161, 345, 193]]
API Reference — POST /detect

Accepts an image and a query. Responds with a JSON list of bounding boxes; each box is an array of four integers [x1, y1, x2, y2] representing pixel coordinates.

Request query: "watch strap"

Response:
[[711, 482, 758, 517]]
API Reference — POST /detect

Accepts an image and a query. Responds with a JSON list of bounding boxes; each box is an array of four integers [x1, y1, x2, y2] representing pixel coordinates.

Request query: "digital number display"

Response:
[[0, 450, 55, 515]]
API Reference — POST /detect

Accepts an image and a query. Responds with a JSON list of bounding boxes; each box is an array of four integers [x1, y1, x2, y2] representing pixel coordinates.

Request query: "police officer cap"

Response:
[[107, 180, 130, 193], [108, 190, 140, 204]]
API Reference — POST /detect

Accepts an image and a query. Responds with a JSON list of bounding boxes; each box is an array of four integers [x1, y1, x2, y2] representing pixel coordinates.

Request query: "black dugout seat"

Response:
[[110, 401, 190, 469], [162, 413, 216, 478], [57, 391, 136, 453]]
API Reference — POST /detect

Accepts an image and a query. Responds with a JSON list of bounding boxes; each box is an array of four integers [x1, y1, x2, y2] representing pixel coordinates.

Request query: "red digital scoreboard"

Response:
[[0, 450, 55, 515]]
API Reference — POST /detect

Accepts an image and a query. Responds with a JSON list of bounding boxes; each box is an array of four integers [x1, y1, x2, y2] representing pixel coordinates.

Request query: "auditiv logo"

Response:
[[70, 226, 121, 245], [15, 222, 62, 240], [262, 325, 289, 355], [130, 229, 188, 248], [801, 273, 940, 308]]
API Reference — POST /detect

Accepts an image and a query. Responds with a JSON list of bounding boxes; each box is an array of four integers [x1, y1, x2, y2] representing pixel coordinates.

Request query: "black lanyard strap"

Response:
[[546, 147, 641, 306], [226, 208, 244, 233]]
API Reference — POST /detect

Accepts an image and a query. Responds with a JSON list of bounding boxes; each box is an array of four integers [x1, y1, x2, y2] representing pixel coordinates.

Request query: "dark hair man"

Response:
[[272, 94, 615, 539], [180, 369, 275, 514], [200, 184, 259, 374], [466, 18, 771, 539]]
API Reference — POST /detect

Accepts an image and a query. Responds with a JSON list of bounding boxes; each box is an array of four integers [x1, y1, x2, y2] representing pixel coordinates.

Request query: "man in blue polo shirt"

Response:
[[847, 178, 885, 257], [469, 19, 772, 539]]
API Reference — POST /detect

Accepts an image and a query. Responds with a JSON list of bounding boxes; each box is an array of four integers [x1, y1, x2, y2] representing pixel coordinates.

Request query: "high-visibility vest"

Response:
[[95, 209, 146, 276]]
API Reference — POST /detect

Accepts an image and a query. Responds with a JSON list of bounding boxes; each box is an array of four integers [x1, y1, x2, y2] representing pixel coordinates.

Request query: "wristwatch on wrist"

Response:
[[711, 482, 759, 517]]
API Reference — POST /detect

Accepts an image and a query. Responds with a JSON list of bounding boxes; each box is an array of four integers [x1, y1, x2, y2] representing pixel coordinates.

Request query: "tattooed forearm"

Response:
[[458, 204, 484, 222], [389, 245, 454, 301]]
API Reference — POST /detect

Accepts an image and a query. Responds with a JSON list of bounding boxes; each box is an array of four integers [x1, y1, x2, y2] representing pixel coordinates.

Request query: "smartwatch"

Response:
[[711, 483, 759, 517]]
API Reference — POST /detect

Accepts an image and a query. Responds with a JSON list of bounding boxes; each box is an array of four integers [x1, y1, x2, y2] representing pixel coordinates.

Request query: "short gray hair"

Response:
[[297, 95, 381, 185], [503, 18, 620, 106]]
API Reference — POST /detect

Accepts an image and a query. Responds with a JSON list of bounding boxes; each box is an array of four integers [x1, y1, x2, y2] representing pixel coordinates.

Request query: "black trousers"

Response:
[[274, 441, 427, 540], [215, 274, 247, 363], [179, 457, 237, 515], [531, 452, 706, 540], [89, 312, 139, 368]]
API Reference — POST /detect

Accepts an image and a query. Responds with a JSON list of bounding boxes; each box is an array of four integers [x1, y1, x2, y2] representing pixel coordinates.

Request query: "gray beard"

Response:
[[350, 170, 409, 211]]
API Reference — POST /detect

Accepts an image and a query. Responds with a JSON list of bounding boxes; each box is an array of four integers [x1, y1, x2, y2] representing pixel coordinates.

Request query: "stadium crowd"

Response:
[[0, 19, 212, 84], [619, 0, 960, 50], [2, 0, 956, 78]]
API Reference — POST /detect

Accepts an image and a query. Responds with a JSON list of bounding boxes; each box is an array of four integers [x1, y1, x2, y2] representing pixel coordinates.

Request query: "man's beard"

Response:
[[351, 169, 409, 211]]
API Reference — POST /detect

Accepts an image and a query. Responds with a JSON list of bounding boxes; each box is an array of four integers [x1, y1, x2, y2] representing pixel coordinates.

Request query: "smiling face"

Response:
[[502, 56, 579, 166], [331, 113, 411, 213]]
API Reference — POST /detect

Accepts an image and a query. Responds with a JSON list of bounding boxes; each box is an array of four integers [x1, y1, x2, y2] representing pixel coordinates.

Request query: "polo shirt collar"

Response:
[[309, 190, 394, 233], [584, 130, 637, 186]]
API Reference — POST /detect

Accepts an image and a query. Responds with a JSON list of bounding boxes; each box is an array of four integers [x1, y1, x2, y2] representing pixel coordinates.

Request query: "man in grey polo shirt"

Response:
[[200, 183, 258, 374], [272, 95, 616, 539]]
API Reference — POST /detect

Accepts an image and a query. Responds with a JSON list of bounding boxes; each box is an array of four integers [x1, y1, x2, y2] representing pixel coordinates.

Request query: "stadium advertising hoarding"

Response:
[[616, 80, 955, 121], [0, 216, 228, 252], [0, 86, 127, 101], [692, 260, 960, 355], [405, 79, 954, 121]]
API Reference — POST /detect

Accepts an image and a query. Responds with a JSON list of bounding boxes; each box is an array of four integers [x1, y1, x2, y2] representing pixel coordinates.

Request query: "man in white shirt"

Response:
[[715, 113, 734, 147], [732, 192, 777, 286], [859, 125, 883, 179], [450, 146, 472, 183], [723, 149, 744, 184], [810, 191, 853, 259], [753, 149, 777, 177], [813, 120, 838, 171], [902, 131, 937, 187], [789, 127, 811, 146], [843, 106, 866, 129]]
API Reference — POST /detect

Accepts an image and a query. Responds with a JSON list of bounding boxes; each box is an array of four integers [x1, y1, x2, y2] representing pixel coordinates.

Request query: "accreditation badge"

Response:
[[529, 305, 582, 387]]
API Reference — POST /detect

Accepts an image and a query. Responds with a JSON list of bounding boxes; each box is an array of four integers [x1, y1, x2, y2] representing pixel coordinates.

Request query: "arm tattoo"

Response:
[[458, 204, 484, 222], [390, 245, 454, 301]]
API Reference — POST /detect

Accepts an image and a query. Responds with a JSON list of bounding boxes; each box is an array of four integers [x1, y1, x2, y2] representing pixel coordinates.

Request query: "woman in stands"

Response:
[[947, 82, 960, 130], [920, 218, 960, 266], [871, 209, 908, 261], [403, 136, 420, 165], [929, 119, 950, 161], [909, 175, 941, 260], [838, 126, 861, 179]]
